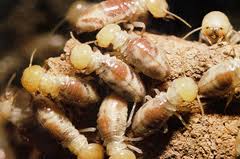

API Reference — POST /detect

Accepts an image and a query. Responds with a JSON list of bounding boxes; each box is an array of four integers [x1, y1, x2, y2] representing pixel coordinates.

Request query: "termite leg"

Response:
[[126, 144, 143, 154], [224, 91, 234, 113], [132, 21, 146, 35], [173, 112, 187, 128], [197, 95, 205, 116], [144, 95, 152, 102], [124, 136, 143, 142], [127, 102, 137, 128], [153, 89, 161, 95], [163, 123, 168, 134], [78, 127, 96, 133]]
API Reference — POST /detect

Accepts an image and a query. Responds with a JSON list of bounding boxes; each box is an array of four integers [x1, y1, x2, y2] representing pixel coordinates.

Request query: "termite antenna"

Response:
[[84, 40, 97, 45], [124, 136, 143, 142], [126, 144, 143, 154], [5, 73, 16, 93], [127, 102, 137, 128], [78, 127, 96, 133], [182, 27, 202, 39], [29, 49, 37, 67], [163, 9, 192, 28], [51, 19, 66, 35]]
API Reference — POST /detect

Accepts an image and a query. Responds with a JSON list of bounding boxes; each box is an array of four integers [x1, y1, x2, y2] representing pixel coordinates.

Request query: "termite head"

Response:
[[146, 0, 168, 18], [96, 24, 122, 48], [201, 11, 232, 44], [70, 43, 93, 70], [77, 143, 104, 159], [21, 65, 45, 93], [167, 77, 198, 105], [109, 149, 136, 159]]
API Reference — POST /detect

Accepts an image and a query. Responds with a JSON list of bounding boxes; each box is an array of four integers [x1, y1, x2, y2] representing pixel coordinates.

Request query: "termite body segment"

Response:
[[96, 24, 170, 80], [74, 0, 191, 32], [198, 59, 240, 97], [34, 96, 104, 159], [65, 38, 146, 102], [132, 77, 198, 137], [97, 94, 136, 159], [21, 65, 100, 107]]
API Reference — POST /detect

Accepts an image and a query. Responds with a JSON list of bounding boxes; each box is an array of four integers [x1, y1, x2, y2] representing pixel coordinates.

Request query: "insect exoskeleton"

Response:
[[183, 11, 240, 45], [97, 94, 136, 159], [73, 0, 191, 33], [131, 77, 198, 137], [96, 24, 170, 80], [0, 87, 33, 127], [21, 64, 100, 107], [64, 38, 146, 102], [198, 58, 240, 97], [33, 96, 104, 159]]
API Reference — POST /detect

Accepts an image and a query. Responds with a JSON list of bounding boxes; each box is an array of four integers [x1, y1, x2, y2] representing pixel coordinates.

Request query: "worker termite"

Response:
[[33, 96, 104, 159], [198, 58, 240, 109], [71, 0, 191, 33], [97, 94, 142, 159], [96, 23, 170, 80], [21, 63, 100, 107], [64, 37, 146, 102], [131, 77, 198, 137], [183, 11, 240, 45]]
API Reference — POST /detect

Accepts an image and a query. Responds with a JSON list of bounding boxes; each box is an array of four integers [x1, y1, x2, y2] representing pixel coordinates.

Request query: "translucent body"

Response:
[[72, 0, 190, 32], [96, 24, 170, 80], [65, 38, 146, 102], [132, 77, 198, 136], [34, 96, 104, 159], [198, 59, 240, 96], [21, 65, 100, 107], [200, 11, 233, 45], [97, 94, 136, 159]]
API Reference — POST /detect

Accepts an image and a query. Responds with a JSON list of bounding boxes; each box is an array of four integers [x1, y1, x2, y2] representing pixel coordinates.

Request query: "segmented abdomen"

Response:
[[125, 37, 170, 80]]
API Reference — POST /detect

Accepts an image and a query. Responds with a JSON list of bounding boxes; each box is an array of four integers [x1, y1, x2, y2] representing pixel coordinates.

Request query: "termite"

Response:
[[131, 77, 198, 137], [21, 63, 100, 107], [33, 96, 104, 159], [198, 58, 240, 109], [96, 23, 170, 80], [183, 11, 240, 45], [71, 0, 191, 33], [64, 37, 146, 102], [97, 94, 141, 159]]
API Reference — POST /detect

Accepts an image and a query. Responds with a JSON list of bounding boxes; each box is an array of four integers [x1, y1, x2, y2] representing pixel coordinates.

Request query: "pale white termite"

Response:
[[21, 64, 100, 107], [131, 77, 198, 137], [70, 0, 191, 33], [95, 23, 170, 80], [64, 37, 146, 102], [198, 58, 240, 108], [183, 11, 240, 45], [97, 94, 141, 159], [34, 96, 104, 159]]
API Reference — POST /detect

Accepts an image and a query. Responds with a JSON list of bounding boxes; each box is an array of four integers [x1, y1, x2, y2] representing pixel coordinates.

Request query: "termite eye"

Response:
[[109, 150, 136, 159], [77, 143, 104, 159], [220, 27, 224, 30], [174, 77, 198, 102], [70, 44, 92, 70], [206, 26, 209, 30], [96, 24, 121, 48], [21, 65, 45, 93], [146, 0, 168, 18]]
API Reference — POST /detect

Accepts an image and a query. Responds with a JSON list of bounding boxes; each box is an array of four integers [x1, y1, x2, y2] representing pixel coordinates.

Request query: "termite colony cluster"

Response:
[[1, 0, 240, 159]]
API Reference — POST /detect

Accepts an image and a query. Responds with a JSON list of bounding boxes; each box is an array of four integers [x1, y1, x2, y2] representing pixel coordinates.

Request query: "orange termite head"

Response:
[[77, 143, 104, 159], [201, 11, 232, 44], [69, 43, 93, 70], [21, 65, 45, 93]]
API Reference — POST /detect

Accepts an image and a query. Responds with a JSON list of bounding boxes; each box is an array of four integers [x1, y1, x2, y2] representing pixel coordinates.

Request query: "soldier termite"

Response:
[[71, 0, 191, 33], [96, 23, 170, 80], [183, 11, 240, 45], [33, 96, 104, 159], [131, 77, 198, 137], [97, 94, 142, 159], [64, 37, 146, 102], [198, 58, 240, 110]]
